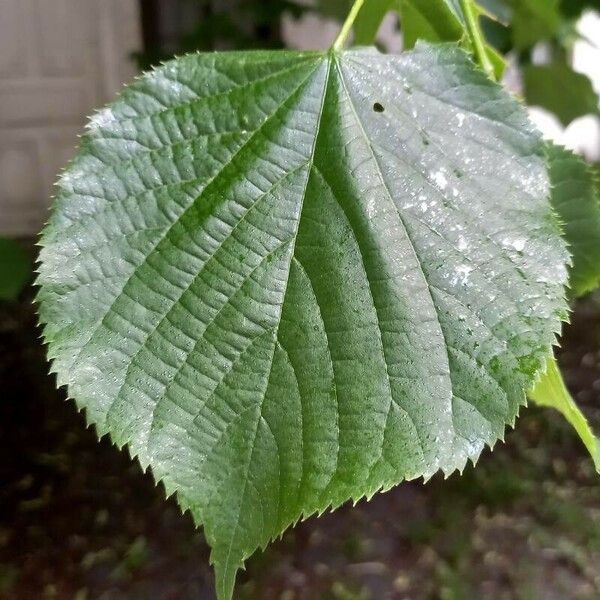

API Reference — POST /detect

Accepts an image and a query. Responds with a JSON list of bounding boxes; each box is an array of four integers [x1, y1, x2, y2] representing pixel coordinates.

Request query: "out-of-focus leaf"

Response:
[[530, 356, 600, 472], [37, 44, 569, 600], [354, 0, 397, 45], [398, 0, 464, 48], [481, 17, 511, 54], [510, 0, 561, 49], [0, 238, 30, 301], [559, 0, 600, 19], [524, 63, 599, 126], [314, 0, 352, 19], [548, 144, 600, 297]]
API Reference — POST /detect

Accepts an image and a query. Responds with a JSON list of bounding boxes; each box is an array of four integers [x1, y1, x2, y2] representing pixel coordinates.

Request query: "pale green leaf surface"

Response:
[[37, 44, 569, 599], [547, 144, 600, 297], [529, 357, 600, 472]]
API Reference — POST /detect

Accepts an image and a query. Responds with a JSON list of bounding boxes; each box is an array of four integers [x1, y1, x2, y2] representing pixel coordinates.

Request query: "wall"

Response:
[[0, 0, 141, 236]]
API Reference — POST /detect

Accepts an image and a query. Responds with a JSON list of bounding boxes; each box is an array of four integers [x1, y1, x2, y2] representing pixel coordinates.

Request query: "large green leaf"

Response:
[[547, 144, 600, 297], [524, 63, 599, 127], [37, 44, 569, 599]]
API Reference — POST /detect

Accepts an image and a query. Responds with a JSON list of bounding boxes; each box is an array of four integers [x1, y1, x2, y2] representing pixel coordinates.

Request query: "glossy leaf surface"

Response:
[[37, 44, 568, 599], [547, 144, 600, 297]]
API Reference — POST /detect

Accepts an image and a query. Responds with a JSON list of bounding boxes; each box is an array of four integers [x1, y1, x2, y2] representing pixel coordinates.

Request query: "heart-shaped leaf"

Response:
[[37, 43, 568, 599]]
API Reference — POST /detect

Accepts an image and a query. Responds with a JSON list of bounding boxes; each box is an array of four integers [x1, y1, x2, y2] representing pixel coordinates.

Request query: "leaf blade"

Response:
[[37, 44, 569, 599]]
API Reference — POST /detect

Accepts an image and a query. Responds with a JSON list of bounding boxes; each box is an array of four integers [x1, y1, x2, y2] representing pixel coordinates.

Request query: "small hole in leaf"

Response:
[[373, 102, 384, 113]]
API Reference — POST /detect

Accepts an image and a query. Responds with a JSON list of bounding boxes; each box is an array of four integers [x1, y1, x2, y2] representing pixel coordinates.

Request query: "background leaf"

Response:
[[353, 0, 397, 45], [398, 0, 506, 79], [529, 356, 600, 472], [509, 0, 561, 50], [547, 144, 600, 296], [530, 146, 600, 469], [37, 44, 569, 599], [524, 64, 599, 127], [398, 0, 465, 48]]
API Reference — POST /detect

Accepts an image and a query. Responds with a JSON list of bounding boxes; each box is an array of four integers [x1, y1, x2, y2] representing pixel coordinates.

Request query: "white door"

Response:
[[0, 0, 141, 236]]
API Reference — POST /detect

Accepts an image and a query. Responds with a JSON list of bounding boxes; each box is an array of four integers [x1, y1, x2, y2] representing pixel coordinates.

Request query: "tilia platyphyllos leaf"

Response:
[[37, 41, 569, 600]]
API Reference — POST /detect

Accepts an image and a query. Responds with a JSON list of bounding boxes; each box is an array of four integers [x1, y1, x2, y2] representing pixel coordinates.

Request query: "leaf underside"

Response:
[[37, 43, 568, 599]]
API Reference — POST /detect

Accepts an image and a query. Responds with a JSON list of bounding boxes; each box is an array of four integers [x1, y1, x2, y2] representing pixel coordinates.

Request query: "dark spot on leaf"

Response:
[[373, 102, 384, 113]]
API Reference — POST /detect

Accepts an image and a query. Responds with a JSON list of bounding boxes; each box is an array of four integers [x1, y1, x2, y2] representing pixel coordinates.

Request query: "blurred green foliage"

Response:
[[0, 239, 31, 302], [134, 0, 315, 69]]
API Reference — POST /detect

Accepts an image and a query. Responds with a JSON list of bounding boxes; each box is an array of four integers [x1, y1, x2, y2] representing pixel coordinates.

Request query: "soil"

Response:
[[2, 280, 600, 600]]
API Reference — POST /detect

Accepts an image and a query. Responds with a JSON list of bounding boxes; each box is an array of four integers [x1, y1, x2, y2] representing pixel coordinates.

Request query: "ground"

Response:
[[1, 283, 600, 600]]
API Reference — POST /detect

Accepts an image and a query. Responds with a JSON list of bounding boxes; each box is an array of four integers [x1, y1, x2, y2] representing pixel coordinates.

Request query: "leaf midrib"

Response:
[[215, 54, 334, 598]]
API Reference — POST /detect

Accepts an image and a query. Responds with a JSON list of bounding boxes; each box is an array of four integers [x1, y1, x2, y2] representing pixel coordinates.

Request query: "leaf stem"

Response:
[[459, 0, 495, 79], [529, 355, 600, 473], [333, 0, 367, 52]]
